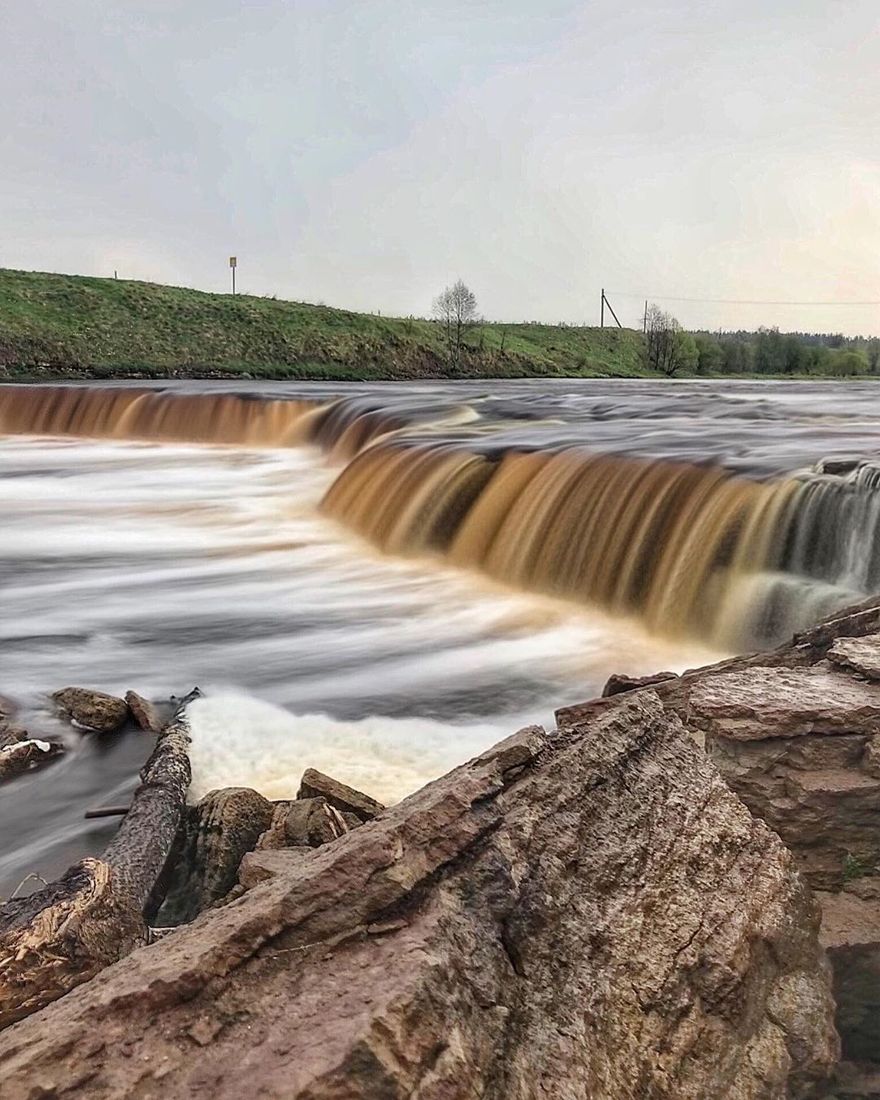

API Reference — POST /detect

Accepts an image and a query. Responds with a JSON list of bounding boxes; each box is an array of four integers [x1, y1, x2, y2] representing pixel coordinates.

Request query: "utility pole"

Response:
[[643, 299, 648, 333], [600, 288, 622, 329], [229, 256, 237, 295]]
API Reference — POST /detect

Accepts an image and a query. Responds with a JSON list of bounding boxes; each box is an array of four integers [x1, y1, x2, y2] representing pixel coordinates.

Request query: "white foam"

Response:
[[186, 691, 515, 806]]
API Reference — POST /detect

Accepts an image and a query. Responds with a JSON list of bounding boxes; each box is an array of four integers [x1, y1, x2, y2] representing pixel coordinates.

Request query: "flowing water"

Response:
[[2, 378, 880, 895]]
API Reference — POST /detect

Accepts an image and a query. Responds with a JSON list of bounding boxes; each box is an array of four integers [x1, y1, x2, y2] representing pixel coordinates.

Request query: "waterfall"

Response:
[[1, 382, 877, 651]]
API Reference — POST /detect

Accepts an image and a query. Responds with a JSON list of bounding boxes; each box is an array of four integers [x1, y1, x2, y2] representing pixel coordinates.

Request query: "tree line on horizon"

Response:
[[645, 302, 880, 377]]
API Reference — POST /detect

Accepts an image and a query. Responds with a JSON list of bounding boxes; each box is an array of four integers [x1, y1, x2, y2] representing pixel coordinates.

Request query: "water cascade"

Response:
[[0, 385, 320, 446], [321, 440, 876, 650], [1, 383, 877, 651]]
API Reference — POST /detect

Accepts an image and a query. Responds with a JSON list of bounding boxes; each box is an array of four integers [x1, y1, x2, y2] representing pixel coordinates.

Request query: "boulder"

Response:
[[297, 767, 384, 822], [52, 687, 129, 733], [0, 695, 838, 1098], [124, 690, 166, 735], [158, 787, 274, 926]]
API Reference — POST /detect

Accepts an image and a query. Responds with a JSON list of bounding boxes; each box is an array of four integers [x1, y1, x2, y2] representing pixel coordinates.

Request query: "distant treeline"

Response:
[[690, 328, 880, 376]]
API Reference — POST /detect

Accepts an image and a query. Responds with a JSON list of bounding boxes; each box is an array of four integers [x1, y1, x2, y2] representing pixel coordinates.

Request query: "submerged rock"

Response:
[[52, 687, 129, 733], [0, 695, 838, 1098]]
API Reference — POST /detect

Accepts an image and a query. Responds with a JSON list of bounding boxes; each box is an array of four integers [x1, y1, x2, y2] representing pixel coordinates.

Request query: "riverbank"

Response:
[[0, 268, 649, 381]]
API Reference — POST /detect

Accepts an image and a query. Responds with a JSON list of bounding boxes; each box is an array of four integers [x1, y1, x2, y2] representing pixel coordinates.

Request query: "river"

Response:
[[2, 378, 879, 895]]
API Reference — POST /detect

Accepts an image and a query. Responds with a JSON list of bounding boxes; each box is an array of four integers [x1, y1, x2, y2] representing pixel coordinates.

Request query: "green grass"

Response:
[[0, 268, 650, 381]]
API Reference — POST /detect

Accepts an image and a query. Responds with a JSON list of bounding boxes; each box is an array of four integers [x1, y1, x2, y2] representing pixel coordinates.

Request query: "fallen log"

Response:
[[0, 689, 197, 1030], [84, 805, 130, 820]]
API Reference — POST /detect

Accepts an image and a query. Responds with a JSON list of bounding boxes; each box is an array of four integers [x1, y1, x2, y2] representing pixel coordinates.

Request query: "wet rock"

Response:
[[124, 691, 166, 735], [601, 669, 677, 697], [297, 767, 384, 822], [52, 687, 129, 733], [0, 696, 838, 1098], [158, 787, 274, 926], [284, 796, 348, 848], [0, 739, 64, 784]]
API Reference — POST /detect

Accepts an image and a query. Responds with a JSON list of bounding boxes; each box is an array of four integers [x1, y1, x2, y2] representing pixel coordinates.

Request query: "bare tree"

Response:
[[645, 303, 697, 377], [432, 280, 479, 367]]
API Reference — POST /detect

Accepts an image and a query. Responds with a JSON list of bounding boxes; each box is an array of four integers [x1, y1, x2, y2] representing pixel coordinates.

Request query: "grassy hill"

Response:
[[0, 268, 649, 381]]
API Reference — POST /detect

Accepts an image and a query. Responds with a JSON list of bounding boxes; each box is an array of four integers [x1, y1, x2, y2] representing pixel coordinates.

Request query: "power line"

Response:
[[607, 291, 880, 307]]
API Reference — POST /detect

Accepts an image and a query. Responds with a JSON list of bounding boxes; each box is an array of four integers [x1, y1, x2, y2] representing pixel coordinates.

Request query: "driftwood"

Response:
[[83, 805, 130, 819], [0, 689, 197, 1030]]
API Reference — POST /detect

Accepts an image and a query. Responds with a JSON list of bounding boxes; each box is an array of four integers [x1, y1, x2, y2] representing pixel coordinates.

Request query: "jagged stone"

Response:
[[124, 690, 166, 734], [52, 687, 129, 733], [828, 634, 880, 680], [0, 697, 838, 1098], [158, 787, 274, 926], [601, 669, 677, 697], [297, 767, 384, 822]]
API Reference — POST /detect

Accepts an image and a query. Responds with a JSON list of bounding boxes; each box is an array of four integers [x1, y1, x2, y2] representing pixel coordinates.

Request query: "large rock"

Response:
[[0, 695, 838, 1098], [52, 687, 129, 733], [158, 787, 274, 926]]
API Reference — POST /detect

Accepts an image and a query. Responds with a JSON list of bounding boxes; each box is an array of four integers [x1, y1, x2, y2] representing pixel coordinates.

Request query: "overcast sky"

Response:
[[3, 0, 878, 335]]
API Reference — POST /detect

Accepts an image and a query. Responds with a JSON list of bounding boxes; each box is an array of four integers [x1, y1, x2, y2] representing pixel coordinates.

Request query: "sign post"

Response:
[[229, 256, 237, 296]]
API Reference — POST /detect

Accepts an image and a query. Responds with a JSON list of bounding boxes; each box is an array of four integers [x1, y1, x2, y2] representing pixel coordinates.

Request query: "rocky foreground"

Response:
[[1, 604, 879, 1097]]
